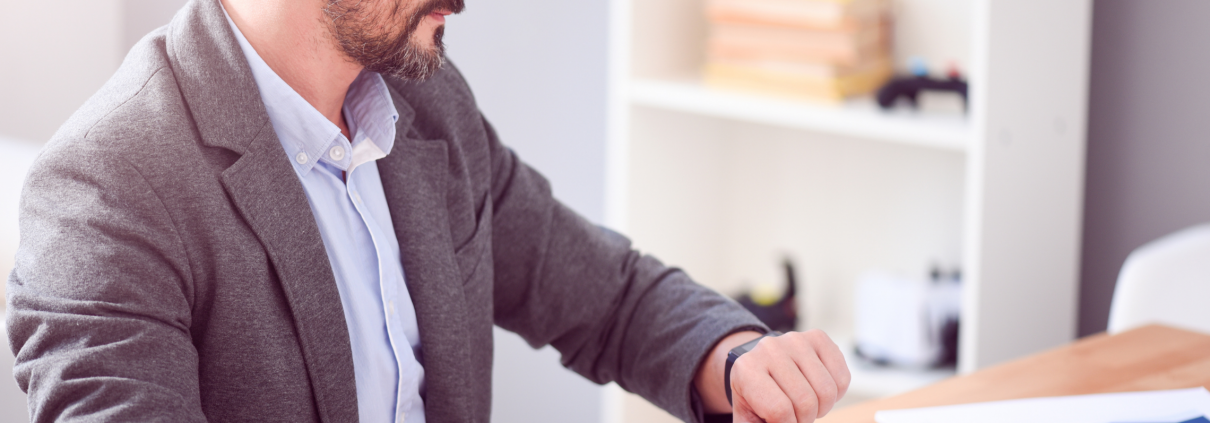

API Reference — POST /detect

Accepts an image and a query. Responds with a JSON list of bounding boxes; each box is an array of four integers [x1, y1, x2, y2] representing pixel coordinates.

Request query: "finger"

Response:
[[731, 355, 764, 423], [732, 393, 764, 423], [764, 346, 820, 423], [806, 329, 851, 399], [733, 357, 797, 423], [789, 346, 836, 418]]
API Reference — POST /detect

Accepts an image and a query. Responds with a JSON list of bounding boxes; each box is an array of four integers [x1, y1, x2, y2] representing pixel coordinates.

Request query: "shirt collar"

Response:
[[221, 6, 399, 176]]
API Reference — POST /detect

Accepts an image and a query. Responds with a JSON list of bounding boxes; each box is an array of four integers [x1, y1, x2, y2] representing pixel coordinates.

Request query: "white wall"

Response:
[[0, 0, 184, 143], [0, 136, 40, 423], [0, 0, 123, 143], [122, 0, 189, 54], [443, 0, 611, 421]]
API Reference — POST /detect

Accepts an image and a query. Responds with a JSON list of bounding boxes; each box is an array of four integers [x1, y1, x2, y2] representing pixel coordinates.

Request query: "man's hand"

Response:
[[694, 330, 851, 423]]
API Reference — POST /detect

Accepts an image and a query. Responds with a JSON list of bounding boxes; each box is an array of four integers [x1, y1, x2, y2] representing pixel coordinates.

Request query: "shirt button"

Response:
[[389, 301, 396, 315], [295, 151, 308, 164], [329, 146, 346, 161]]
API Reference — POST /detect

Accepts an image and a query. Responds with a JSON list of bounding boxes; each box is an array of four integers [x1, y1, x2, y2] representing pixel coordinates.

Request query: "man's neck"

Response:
[[221, 0, 359, 138]]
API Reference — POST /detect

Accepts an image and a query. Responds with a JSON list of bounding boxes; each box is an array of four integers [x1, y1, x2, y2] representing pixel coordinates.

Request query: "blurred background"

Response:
[[2, 0, 1209, 422]]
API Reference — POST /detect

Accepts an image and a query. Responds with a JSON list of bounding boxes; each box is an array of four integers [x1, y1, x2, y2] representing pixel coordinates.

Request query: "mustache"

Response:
[[419, 0, 465, 16], [326, 0, 465, 24], [399, 0, 465, 24], [397, 0, 465, 40]]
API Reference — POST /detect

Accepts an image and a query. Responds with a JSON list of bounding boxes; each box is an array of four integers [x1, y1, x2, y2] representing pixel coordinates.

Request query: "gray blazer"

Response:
[[5, 0, 765, 422]]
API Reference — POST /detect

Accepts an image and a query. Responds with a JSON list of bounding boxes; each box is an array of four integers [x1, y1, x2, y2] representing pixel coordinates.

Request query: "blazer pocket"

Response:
[[453, 192, 491, 285]]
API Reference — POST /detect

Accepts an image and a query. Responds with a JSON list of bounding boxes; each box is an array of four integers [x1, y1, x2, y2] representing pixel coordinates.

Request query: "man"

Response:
[[5, 0, 850, 421]]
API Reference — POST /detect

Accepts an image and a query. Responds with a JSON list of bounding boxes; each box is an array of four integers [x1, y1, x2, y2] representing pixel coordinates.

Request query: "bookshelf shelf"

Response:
[[629, 78, 970, 152]]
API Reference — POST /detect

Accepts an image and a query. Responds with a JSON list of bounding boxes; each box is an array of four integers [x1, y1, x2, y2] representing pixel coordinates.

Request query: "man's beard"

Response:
[[323, 0, 466, 81]]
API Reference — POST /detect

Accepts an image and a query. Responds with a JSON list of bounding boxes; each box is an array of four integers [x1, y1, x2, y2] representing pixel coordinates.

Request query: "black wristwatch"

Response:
[[724, 331, 782, 405]]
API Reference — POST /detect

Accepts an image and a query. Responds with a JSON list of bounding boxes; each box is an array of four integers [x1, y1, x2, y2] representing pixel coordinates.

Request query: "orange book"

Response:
[[703, 57, 893, 102], [707, 21, 887, 66], [709, 55, 891, 79], [706, 0, 888, 31]]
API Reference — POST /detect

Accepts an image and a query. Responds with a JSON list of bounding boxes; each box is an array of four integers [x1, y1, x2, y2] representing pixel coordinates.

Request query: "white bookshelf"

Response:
[[603, 1, 1092, 422], [629, 79, 971, 152]]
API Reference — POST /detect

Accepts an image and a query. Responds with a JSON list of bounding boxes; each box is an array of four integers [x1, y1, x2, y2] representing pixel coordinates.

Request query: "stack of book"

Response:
[[703, 0, 893, 102]]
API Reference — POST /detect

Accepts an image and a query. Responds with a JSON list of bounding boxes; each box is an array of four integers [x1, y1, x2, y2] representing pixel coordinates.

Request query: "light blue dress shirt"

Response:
[[224, 10, 426, 423]]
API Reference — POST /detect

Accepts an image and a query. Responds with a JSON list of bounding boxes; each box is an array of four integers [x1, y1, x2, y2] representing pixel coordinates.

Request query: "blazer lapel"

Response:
[[378, 130, 476, 422], [167, 1, 359, 422], [219, 129, 360, 423]]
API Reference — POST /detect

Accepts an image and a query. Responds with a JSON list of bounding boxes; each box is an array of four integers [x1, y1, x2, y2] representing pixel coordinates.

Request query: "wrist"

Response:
[[694, 330, 764, 414]]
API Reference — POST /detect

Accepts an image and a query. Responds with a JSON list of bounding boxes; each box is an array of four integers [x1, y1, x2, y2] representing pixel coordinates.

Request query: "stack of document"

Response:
[[876, 388, 1210, 423]]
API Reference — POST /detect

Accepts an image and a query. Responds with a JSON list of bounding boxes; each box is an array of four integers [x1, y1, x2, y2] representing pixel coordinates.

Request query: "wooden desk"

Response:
[[821, 325, 1210, 423]]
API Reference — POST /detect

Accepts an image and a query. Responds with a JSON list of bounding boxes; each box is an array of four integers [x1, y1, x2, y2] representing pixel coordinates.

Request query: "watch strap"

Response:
[[724, 331, 782, 406]]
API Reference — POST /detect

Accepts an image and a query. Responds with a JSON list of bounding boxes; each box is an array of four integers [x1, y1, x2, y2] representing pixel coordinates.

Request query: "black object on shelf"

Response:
[[932, 265, 962, 368], [735, 259, 800, 332], [876, 73, 969, 111]]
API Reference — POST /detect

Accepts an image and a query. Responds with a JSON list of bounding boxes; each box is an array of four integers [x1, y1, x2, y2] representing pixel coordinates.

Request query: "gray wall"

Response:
[[1079, 0, 1210, 337]]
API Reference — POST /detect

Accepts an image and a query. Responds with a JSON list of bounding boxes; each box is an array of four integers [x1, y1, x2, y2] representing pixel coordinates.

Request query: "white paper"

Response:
[[875, 388, 1210, 423]]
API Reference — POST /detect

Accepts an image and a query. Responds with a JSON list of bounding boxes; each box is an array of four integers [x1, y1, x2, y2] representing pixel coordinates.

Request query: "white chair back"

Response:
[[1107, 223, 1210, 335]]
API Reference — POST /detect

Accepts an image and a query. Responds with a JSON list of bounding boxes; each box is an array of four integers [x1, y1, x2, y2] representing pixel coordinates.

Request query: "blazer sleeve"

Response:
[[483, 118, 768, 422], [5, 140, 207, 422]]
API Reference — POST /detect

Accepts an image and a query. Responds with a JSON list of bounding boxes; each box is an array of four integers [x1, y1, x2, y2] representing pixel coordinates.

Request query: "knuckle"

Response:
[[792, 403, 816, 422], [768, 405, 793, 423], [816, 382, 838, 405], [792, 391, 818, 413], [838, 369, 853, 391]]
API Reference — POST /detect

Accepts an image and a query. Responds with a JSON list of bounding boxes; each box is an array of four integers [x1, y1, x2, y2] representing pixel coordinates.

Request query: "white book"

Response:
[[876, 388, 1210, 423]]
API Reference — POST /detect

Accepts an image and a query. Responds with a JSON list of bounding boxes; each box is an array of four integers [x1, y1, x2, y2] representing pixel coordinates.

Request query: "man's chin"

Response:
[[377, 50, 445, 81], [386, 31, 447, 81], [354, 28, 446, 81]]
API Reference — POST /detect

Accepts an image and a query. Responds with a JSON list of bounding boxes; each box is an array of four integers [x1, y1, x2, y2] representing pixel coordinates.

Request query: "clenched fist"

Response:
[[695, 329, 851, 423]]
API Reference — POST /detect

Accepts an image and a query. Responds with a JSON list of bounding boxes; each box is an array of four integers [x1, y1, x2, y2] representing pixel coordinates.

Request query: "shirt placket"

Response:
[[345, 163, 415, 423]]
